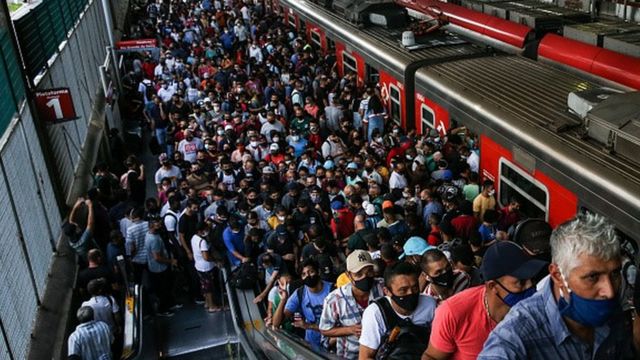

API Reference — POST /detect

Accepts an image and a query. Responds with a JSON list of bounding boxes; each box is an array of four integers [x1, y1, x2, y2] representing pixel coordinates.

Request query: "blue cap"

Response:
[[479, 241, 547, 281], [324, 160, 335, 170], [275, 224, 288, 237], [347, 162, 358, 170], [330, 200, 344, 210], [399, 236, 432, 259]]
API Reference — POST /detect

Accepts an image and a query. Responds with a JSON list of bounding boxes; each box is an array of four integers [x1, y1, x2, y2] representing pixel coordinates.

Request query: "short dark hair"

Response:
[[482, 179, 494, 189], [420, 248, 448, 272], [384, 262, 418, 288], [300, 258, 319, 274], [450, 243, 475, 267]]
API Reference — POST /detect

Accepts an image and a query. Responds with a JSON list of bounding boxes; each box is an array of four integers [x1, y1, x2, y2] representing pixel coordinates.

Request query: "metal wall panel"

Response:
[[2, 124, 54, 294], [20, 110, 62, 230], [0, 171, 38, 360]]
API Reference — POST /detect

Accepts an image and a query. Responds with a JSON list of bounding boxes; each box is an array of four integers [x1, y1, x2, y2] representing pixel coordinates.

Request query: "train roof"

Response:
[[415, 56, 640, 232], [280, 0, 486, 78]]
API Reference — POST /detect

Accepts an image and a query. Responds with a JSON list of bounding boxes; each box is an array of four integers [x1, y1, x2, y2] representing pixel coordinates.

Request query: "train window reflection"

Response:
[[342, 52, 357, 75], [389, 84, 401, 125], [421, 104, 435, 132], [499, 158, 548, 221], [310, 29, 321, 48]]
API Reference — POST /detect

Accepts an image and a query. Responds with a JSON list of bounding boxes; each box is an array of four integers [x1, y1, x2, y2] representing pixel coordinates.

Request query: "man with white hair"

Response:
[[479, 213, 637, 359], [68, 306, 113, 359]]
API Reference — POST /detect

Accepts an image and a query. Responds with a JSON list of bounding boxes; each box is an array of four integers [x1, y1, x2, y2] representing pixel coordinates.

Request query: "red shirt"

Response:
[[330, 208, 355, 240], [429, 286, 495, 360], [451, 215, 480, 241]]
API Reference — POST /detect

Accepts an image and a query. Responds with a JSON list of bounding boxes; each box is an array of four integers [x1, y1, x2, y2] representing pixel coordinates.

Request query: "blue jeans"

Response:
[[155, 128, 172, 156], [367, 115, 384, 142]]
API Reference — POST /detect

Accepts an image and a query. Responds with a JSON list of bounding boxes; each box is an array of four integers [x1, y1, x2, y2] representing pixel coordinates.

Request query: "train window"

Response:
[[327, 37, 335, 50], [342, 52, 357, 75], [499, 158, 549, 220], [287, 14, 296, 29], [365, 64, 379, 84], [310, 29, 322, 49], [389, 84, 401, 125], [421, 104, 435, 132]]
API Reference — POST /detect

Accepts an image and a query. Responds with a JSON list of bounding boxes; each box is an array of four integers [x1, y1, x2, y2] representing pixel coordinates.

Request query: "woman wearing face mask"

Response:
[[359, 262, 437, 360]]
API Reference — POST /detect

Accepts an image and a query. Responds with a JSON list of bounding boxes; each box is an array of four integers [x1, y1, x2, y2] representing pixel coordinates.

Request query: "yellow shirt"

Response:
[[472, 194, 496, 220], [336, 272, 350, 288]]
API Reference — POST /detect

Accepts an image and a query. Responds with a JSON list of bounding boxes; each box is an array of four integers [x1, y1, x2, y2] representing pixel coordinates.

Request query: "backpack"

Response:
[[230, 262, 258, 289], [373, 298, 430, 360]]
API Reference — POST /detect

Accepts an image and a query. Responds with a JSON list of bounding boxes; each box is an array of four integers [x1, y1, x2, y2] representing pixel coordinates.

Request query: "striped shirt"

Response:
[[318, 279, 384, 359], [125, 221, 149, 264], [479, 279, 635, 360], [424, 270, 470, 304], [68, 320, 113, 360]]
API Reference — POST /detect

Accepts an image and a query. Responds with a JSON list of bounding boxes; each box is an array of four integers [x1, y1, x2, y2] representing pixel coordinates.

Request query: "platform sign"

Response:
[[116, 38, 157, 50], [34, 88, 78, 124]]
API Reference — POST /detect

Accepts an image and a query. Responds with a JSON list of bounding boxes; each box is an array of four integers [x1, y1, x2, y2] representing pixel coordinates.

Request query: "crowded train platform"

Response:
[[61, 0, 640, 358]]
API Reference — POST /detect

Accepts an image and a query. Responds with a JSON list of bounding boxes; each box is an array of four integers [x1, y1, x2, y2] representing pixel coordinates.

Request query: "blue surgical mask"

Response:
[[497, 282, 536, 307], [558, 279, 617, 327]]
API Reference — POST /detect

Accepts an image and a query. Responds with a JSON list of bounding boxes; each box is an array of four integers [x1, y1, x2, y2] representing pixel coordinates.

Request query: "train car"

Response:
[[415, 55, 640, 235], [276, 0, 489, 132]]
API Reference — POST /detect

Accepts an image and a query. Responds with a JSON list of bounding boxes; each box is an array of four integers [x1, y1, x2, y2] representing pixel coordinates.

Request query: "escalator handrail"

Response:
[[228, 273, 340, 360], [222, 268, 263, 360]]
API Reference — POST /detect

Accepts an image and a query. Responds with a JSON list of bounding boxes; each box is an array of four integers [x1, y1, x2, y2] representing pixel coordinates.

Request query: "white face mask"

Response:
[[277, 215, 286, 221], [273, 137, 280, 142], [250, 141, 258, 147], [488, 189, 495, 197], [292, 135, 300, 142], [217, 129, 224, 135]]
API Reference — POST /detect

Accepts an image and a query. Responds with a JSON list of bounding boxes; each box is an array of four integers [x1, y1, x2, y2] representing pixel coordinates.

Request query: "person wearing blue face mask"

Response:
[[479, 213, 637, 359], [423, 240, 546, 360]]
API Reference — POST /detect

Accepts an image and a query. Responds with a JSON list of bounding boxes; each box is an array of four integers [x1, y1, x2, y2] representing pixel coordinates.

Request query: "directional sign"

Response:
[[34, 88, 78, 123], [115, 38, 157, 50]]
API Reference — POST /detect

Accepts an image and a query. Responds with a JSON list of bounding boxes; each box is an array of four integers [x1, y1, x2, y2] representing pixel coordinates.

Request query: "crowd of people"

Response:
[[63, 0, 640, 358]]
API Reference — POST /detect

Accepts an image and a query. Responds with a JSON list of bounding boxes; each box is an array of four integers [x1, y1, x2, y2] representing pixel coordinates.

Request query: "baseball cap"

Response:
[[323, 160, 335, 170], [399, 236, 432, 259], [275, 224, 288, 237], [330, 199, 345, 210], [479, 241, 548, 281], [346, 250, 373, 273], [270, 143, 279, 151], [382, 200, 394, 210], [347, 162, 358, 170], [225, 124, 234, 131], [158, 153, 169, 162], [262, 166, 274, 174]]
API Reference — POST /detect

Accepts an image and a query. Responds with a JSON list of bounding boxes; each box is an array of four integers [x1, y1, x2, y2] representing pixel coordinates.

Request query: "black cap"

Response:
[[480, 241, 547, 281]]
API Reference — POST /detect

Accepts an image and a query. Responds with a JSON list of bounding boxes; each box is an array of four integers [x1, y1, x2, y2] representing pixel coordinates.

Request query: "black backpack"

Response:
[[230, 262, 258, 289], [374, 298, 430, 360]]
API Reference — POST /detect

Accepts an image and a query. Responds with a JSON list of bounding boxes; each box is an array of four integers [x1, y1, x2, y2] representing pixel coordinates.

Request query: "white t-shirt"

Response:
[[191, 234, 214, 272], [466, 151, 480, 173], [389, 171, 408, 190], [177, 138, 204, 163], [81, 295, 119, 331], [154, 165, 182, 186], [359, 295, 437, 351]]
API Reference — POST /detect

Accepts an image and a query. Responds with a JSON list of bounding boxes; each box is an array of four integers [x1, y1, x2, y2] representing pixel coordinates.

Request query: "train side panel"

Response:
[[481, 135, 578, 227]]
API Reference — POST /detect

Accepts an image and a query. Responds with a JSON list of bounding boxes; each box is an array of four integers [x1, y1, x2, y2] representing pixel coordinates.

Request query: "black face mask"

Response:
[[303, 274, 320, 288], [430, 267, 455, 288], [391, 292, 420, 312], [354, 276, 374, 293]]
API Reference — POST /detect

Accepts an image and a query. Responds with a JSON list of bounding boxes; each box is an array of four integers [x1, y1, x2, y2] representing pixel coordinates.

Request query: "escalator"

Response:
[[121, 267, 337, 360]]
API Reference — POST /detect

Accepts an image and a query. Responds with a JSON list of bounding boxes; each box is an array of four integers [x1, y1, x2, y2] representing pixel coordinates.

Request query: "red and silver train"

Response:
[[270, 0, 640, 240]]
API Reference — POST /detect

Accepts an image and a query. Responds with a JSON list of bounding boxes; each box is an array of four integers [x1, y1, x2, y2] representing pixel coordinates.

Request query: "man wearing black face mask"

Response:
[[359, 262, 437, 360], [421, 249, 470, 304], [318, 250, 384, 359], [272, 259, 332, 349]]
